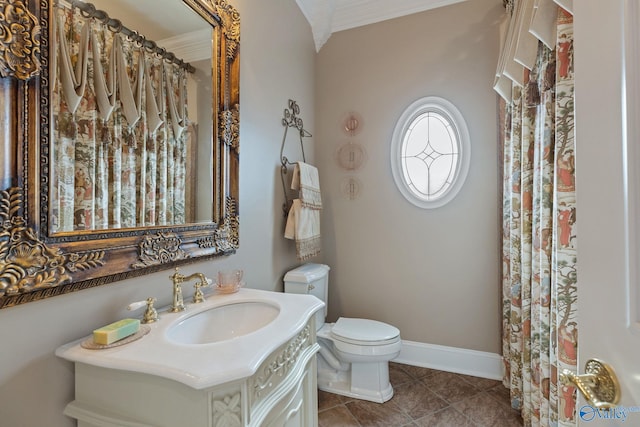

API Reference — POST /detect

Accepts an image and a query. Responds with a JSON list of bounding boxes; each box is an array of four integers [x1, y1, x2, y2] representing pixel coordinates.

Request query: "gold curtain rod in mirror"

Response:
[[58, 0, 196, 73]]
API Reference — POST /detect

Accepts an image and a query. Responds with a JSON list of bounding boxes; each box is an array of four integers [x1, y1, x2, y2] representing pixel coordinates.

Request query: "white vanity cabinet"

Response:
[[56, 289, 324, 427], [65, 319, 318, 427]]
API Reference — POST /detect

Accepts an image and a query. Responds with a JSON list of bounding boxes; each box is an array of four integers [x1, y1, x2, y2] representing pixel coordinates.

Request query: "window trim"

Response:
[[390, 96, 471, 209]]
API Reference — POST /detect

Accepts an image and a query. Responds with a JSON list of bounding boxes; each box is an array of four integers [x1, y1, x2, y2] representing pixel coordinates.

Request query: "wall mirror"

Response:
[[0, 0, 240, 309]]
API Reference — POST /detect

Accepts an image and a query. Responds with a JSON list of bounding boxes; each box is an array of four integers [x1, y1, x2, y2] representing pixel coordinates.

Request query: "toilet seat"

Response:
[[331, 317, 400, 346]]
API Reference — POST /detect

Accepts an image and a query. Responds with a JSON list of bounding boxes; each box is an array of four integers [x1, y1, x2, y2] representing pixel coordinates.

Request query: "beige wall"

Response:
[[315, 0, 503, 353], [0, 1, 315, 426]]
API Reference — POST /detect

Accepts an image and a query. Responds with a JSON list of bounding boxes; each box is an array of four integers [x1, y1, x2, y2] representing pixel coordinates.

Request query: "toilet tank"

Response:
[[283, 263, 330, 330]]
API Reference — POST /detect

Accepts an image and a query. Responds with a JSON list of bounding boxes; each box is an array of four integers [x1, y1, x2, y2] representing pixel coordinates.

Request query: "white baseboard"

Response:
[[392, 340, 503, 380]]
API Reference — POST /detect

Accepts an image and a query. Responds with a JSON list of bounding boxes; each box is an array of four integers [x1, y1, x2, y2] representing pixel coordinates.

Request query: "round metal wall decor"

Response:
[[335, 141, 366, 171], [340, 176, 363, 200], [341, 111, 363, 136]]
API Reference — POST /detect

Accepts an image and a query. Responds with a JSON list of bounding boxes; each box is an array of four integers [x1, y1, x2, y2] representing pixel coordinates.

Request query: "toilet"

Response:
[[284, 263, 401, 403]]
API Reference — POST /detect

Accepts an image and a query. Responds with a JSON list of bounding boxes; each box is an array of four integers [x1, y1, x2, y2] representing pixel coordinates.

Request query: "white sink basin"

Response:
[[166, 301, 280, 345]]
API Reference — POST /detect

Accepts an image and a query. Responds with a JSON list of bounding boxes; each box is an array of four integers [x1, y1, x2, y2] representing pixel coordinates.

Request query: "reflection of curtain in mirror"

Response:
[[143, 54, 163, 226], [166, 66, 188, 225], [52, 5, 189, 232], [52, 6, 90, 232]]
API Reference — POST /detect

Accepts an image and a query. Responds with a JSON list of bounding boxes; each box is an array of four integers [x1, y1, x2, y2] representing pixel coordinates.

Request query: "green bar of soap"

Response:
[[93, 318, 140, 345]]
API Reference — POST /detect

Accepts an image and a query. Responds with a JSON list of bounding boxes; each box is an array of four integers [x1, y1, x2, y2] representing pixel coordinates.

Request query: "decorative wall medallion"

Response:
[[253, 325, 310, 398], [341, 112, 363, 137], [340, 176, 363, 200], [0, 0, 41, 80], [220, 104, 240, 152], [335, 142, 366, 171], [132, 232, 188, 269], [198, 197, 239, 252], [211, 392, 242, 427], [0, 187, 104, 299]]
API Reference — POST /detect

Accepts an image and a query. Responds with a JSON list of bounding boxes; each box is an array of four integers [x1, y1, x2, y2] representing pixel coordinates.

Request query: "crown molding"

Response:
[[158, 28, 212, 64]]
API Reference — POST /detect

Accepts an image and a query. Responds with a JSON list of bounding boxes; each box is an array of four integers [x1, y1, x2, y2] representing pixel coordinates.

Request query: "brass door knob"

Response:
[[560, 359, 621, 409]]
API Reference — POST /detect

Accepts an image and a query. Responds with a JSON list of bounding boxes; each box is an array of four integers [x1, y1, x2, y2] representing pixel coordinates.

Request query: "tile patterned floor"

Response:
[[318, 362, 523, 427]]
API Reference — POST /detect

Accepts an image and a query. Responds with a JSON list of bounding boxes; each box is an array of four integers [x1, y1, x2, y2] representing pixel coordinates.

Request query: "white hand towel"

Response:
[[285, 199, 321, 261], [291, 162, 322, 209]]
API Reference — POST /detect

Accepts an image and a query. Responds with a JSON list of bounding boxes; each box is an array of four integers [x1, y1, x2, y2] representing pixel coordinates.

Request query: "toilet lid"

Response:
[[331, 317, 400, 345]]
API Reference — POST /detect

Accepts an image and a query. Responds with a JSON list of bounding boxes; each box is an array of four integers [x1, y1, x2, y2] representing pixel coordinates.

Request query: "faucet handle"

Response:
[[128, 297, 159, 324], [193, 277, 213, 304], [127, 300, 146, 311]]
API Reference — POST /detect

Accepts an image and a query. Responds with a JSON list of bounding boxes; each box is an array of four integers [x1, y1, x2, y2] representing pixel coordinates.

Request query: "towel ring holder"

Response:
[[280, 99, 312, 216]]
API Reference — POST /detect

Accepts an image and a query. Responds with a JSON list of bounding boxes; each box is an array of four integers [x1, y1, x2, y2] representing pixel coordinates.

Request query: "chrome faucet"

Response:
[[169, 268, 208, 312]]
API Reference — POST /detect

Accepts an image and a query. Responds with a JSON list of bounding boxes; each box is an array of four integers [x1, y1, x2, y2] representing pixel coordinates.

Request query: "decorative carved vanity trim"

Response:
[[253, 325, 311, 399], [204, 318, 318, 426], [211, 391, 243, 427]]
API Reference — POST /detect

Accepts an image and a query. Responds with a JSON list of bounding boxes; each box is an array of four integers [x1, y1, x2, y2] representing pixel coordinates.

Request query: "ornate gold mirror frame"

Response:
[[0, 0, 239, 309]]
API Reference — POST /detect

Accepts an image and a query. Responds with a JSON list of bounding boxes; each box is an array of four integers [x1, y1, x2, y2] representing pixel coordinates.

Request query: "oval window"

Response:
[[390, 96, 470, 209]]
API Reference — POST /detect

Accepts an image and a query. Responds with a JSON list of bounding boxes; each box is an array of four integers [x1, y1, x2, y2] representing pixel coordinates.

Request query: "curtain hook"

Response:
[[129, 30, 144, 48], [78, 2, 95, 19], [94, 9, 109, 25], [157, 46, 167, 60], [144, 39, 157, 55], [107, 18, 123, 34]]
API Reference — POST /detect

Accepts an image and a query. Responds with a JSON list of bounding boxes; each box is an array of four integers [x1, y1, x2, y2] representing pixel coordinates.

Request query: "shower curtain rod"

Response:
[[59, 0, 196, 73]]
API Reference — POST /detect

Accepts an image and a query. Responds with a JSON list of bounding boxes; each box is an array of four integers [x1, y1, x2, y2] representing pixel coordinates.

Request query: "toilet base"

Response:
[[318, 378, 394, 403], [317, 356, 394, 403]]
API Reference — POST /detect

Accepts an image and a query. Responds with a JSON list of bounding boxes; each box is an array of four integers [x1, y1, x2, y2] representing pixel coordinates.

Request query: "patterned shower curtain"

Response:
[[501, 8, 577, 427], [51, 5, 189, 232]]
